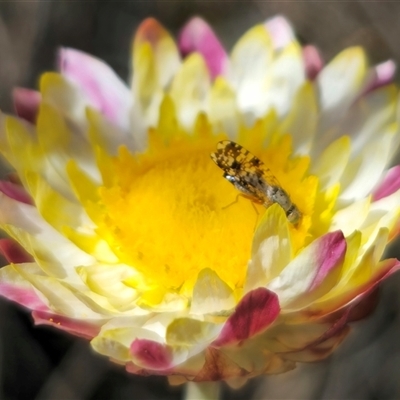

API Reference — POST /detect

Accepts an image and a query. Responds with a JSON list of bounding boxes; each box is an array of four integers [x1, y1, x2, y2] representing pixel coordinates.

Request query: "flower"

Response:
[[0, 15, 400, 387]]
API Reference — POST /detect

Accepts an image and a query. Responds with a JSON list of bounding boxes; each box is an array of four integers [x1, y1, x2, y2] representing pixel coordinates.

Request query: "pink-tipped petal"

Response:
[[364, 60, 396, 94], [134, 18, 181, 88], [125, 362, 145, 375], [300, 286, 383, 357], [135, 17, 172, 48], [32, 310, 101, 340], [310, 259, 400, 320], [284, 311, 351, 362], [194, 347, 246, 382], [0, 238, 33, 263], [308, 308, 351, 349], [13, 88, 41, 124], [0, 284, 49, 311], [355, 259, 400, 303], [347, 287, 379, 322], [0, 181, 33, 205], [303, 45, 324, 80], [264, 15, 295, 50], [375, 60, 396, 85], [130, 339, 173, 370], [58, 48, 131, 128], [372, 165, 400, 201], [178, 17, 228, 79], [309, 230, 347, 291], [213, 288, 280, 347]]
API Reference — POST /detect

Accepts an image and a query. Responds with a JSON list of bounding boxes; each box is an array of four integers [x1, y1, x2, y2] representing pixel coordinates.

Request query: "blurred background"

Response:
[[1, 1, 400, 399]]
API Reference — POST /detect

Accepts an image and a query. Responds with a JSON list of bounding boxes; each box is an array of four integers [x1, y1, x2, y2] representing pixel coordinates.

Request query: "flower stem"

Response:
[[184, 381, 221, 400]]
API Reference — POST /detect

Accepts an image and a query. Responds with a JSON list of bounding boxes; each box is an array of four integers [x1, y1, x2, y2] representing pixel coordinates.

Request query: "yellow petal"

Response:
[[312, 135, 351, 190], [278, 82, 318, 155], [170, 53, 210, 129], [208, 77, 238, 137], [133, 18, 180, 89]]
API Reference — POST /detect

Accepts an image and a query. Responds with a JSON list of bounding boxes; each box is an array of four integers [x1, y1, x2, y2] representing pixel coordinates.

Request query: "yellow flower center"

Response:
[[101, 144, 257, 293], [92, 110, 332, 301]]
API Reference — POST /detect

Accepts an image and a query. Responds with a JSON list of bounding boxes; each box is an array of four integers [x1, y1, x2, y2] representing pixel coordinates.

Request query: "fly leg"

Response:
[[221, 193, 243, 210], [222, 195, 260, 231]]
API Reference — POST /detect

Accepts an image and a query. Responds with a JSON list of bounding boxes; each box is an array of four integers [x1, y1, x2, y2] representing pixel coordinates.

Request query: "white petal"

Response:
[[228, 25, 273, 123], [40, 73, 90, 133], [0, 193, 95, 282], [264, 42, 305, 117], [331, 197, 371, 236], [278, 82, 318, 155], [77, 264, 140, 311], [264, 15, 295, 50], [190, 268, 236, 314], [312, 135, 351, 190], [87, 108, 138, 155], [314, 47, 368, 153], [246, 205, 292, 292], [340, 128, 395, 201], [12, 264, 105, 319], [361, 189, 400, 257], [267, 232, 344, 307]]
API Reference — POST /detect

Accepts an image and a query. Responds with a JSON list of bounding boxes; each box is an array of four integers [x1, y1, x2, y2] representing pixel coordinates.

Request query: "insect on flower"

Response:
[[211, 140, 301, 224]]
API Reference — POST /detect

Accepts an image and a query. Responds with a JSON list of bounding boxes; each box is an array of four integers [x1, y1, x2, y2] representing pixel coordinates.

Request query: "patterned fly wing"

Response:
[[211, 141, 278, 204], [210, 141, 274, 178], [210, 140, 301, 224]]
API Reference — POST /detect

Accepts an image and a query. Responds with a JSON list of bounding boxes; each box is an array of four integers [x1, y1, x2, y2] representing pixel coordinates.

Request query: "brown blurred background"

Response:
[[1, 1, 400, 399]]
